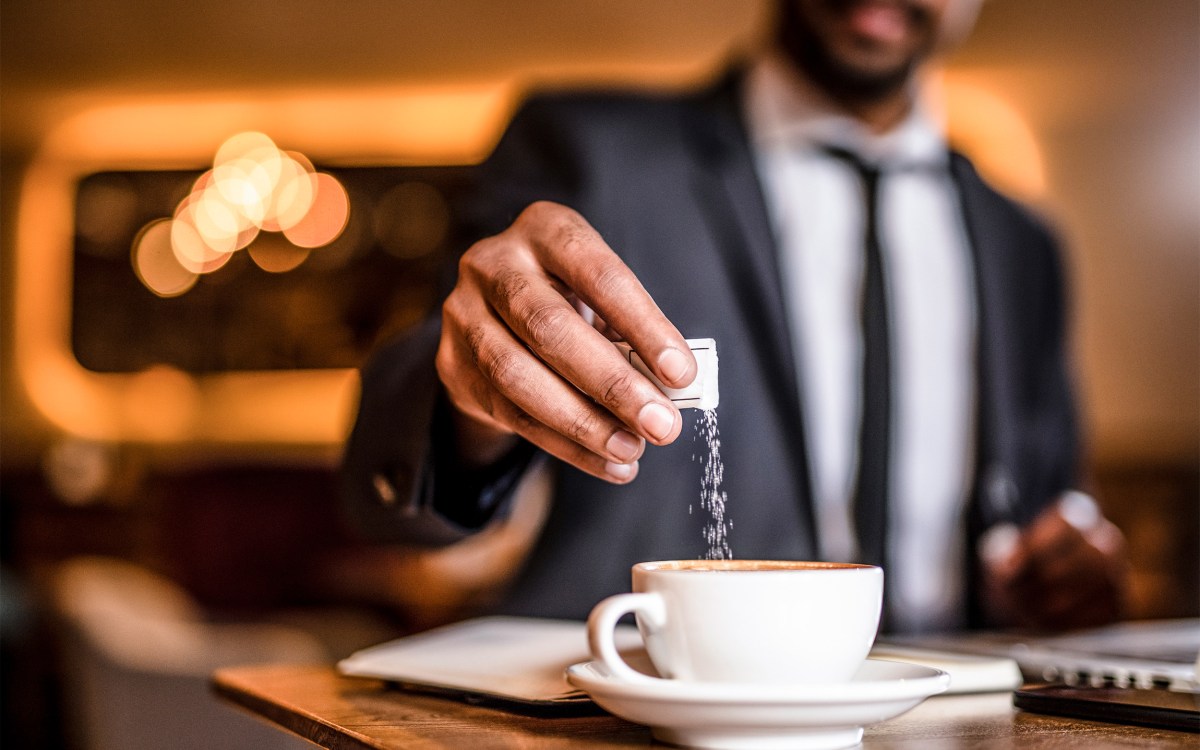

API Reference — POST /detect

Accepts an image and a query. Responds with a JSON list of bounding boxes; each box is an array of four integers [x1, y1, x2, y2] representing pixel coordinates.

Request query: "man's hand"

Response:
[[435, 201, 697, 483], [980, 491, 1129, 631]]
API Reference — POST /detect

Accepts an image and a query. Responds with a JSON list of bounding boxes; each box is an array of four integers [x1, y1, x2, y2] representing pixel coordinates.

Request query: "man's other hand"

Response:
[[980, 491, 1129, 631]]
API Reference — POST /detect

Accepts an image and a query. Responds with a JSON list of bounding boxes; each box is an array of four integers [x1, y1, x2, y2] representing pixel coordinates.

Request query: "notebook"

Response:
[[337, 616, 638, 710]]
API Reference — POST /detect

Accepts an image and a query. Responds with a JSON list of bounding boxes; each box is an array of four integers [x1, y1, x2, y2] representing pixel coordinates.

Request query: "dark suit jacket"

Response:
[[340, 73, 1080, 627]]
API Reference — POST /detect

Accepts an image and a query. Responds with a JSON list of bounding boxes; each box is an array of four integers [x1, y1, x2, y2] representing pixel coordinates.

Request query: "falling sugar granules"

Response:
[[694, 408, 732, 560]]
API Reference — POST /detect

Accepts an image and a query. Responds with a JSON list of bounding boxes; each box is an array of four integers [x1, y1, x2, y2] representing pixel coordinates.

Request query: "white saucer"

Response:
[[565, 658, 950, 750]]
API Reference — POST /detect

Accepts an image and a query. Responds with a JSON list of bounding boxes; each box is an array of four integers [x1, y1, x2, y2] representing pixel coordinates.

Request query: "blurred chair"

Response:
[[48, 556, 333, 750]]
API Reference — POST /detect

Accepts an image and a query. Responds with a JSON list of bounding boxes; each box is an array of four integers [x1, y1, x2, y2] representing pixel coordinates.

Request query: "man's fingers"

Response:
[[444, 312, 649, 469], [1016, 571, 1121, 631], [465, 230, 682, 446], [507, 404, 642, 484], [453, 362, 642, 484], [996, 506, 1077, 584], [1020, 509, 1080, 563], [502, 291, 680, 445], [1009, 516, 1083, 588], [1016, 496, 1126, 581], [517, 202, 697, 389], [985, 494, 1128, 630]]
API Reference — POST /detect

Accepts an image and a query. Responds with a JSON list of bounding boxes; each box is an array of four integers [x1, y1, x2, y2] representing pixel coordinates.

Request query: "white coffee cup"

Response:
[[587, 560, 883, 685]]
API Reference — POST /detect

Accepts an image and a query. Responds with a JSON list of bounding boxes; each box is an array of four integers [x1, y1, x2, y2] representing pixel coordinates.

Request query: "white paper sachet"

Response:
[[614, 338, 718, 410]]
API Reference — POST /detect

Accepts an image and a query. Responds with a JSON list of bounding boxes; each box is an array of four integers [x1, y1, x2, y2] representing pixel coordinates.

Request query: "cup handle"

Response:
[[586, 592, 667, 683]]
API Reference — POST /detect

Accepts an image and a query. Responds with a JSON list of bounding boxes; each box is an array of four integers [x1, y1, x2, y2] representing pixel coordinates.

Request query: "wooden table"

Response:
[[212, 664, 1195, 749]]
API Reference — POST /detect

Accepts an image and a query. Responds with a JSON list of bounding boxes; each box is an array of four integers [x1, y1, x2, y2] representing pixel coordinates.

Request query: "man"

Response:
[[342, 0, 1126, 632]]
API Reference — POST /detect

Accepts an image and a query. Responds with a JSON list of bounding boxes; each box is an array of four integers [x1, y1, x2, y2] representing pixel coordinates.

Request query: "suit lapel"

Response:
[[951, 153, 1022, 528], [680, 73, 816, 546]]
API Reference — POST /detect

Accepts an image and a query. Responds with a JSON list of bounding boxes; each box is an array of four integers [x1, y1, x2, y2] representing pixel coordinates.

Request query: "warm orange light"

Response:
[[35, 84, 516, 167], [937, 72, 1047, 200], [214, 131, 282, 174], [282, 172, 350, 249], [247, 234, 311, 274], [186, 183, 245, 254], [135, 132, 351, 295], [120, 365, 200, 440], [262, 153, 316, 232], [13, 86, 516, 447], [212, 158, 273, 224], [169, 211, 237, 274], [132, 219, 199, 298]]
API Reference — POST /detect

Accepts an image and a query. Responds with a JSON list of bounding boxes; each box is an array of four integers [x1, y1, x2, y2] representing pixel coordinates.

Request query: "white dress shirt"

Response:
[[743, 52, 977, 632]]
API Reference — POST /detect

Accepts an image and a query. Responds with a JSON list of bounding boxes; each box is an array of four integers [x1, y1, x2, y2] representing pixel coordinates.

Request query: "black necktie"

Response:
[[822, 146, 891, 572]]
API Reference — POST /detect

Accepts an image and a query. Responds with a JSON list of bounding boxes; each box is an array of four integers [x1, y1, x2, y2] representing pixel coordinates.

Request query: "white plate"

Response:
[[565, 658, 950, 750]]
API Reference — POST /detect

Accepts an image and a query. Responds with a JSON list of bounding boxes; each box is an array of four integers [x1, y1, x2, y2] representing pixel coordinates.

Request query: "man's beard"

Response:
[[779, 0, 935, 107]]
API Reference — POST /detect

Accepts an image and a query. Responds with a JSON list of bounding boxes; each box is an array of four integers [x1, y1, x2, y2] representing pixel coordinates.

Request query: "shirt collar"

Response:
[[743, 49, 949, 169]]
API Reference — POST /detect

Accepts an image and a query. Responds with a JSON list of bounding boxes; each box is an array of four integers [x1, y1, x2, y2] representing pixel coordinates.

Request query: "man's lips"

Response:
[[842, 0, 912, 45]]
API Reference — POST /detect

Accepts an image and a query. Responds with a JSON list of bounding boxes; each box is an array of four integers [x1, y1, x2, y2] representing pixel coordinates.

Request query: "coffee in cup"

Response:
[[587, 560, 883, 685]]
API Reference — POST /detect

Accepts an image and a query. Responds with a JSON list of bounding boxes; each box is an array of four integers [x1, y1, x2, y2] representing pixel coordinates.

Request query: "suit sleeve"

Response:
[[338, 97, 581, 545]]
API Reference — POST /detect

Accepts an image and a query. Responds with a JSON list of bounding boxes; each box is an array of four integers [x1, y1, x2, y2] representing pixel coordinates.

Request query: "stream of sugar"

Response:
[[693, 408, 732, 560]]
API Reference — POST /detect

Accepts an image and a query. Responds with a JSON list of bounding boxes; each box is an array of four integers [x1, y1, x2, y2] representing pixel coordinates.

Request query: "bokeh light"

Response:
[[176, 179, 242, 255], [43, 439, 118, 507], [283, 172, 350, 249], [248, 233, 312, 274], [213, 131, 280, 172], [262, 153, 317, 232], [130, 131, 349, 295], [132, 219, 199, 298], [304, 199, 368, 272]]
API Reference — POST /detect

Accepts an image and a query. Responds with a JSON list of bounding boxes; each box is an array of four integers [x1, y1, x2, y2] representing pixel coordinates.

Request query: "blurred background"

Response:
[[2, 1, 1197, 748]]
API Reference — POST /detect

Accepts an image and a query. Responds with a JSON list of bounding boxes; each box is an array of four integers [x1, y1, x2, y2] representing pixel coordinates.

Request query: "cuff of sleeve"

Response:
[[426, 391, 539, 530]]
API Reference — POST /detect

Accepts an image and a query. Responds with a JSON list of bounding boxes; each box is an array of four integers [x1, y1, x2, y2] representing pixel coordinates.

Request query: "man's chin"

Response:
[[813, 55, 916, 104]]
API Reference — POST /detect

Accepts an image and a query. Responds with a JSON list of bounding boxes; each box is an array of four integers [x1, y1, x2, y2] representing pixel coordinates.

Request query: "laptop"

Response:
[[888, 618, 1199, 691]]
